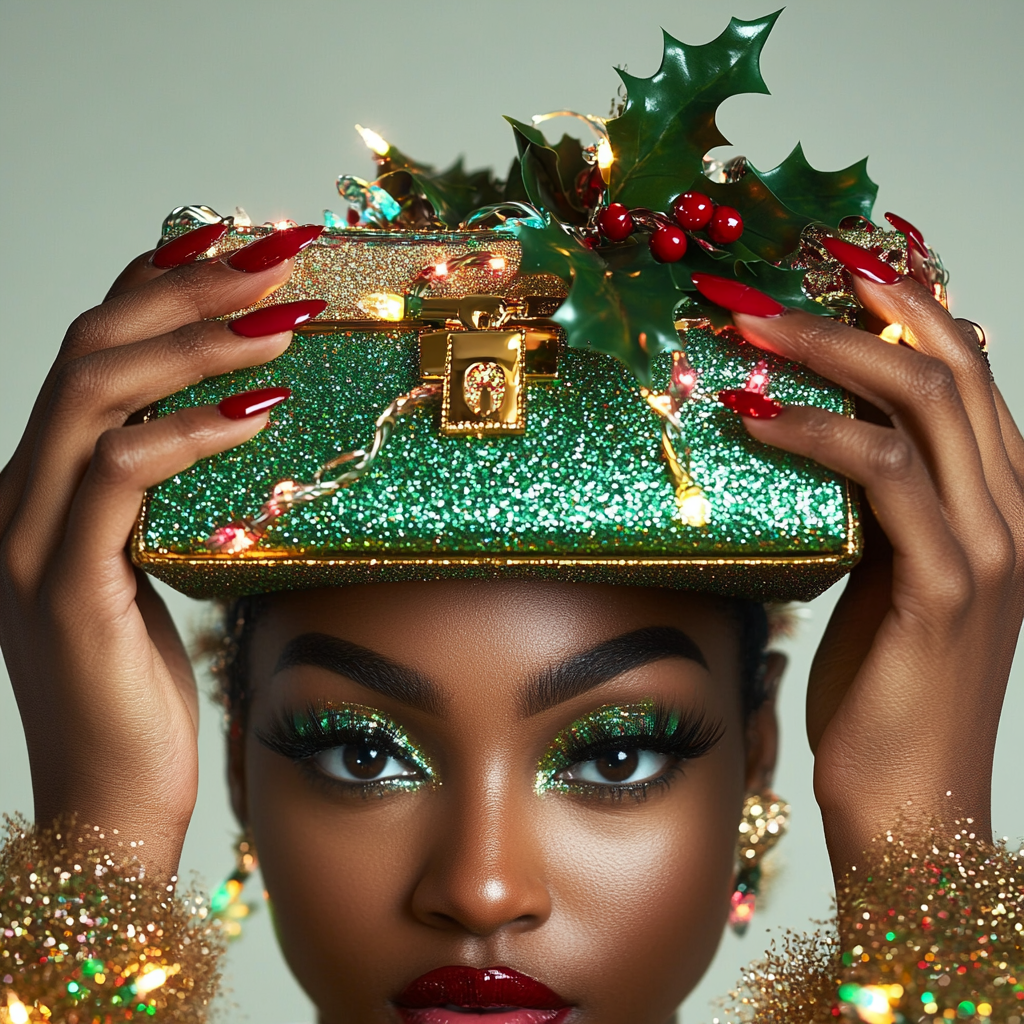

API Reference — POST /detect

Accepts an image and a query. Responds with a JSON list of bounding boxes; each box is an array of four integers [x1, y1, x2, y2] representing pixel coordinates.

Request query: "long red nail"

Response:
[[229, 299, 328, 338], [227, 225, 324, 273], [218, 386, 291, 419], [821, 236, 902, 285], [718, 389, 783, 419], [151, 222, 229, 269], [691, 273, 786, 317], [884, 212, 926, 252]]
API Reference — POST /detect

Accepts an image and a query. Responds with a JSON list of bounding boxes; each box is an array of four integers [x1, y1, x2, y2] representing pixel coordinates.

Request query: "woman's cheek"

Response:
[[245, 747, 439, 1016]]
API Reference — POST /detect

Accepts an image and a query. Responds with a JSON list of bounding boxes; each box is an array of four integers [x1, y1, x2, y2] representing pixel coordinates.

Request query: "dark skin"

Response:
[[0, 239, 1020, 1021], [237, 583, 780, 1024]]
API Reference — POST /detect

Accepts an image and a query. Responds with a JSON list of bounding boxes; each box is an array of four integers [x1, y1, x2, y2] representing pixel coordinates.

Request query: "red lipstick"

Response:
[[397, 966, 571, 1024]]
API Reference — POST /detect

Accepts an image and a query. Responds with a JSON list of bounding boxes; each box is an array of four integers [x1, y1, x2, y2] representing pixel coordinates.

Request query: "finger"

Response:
[[65, 254, 295, 359], [849, 274, 1012, 492], [104, 222, 231, 301], [0, 255, 293, 536], [103, 250, 167, 301], [732, 309, 1000, 540], [740, 405, 967, 598], [992, 383, 1024, 486], [49, 404, 272, 599], [9, 319, 294, 559]]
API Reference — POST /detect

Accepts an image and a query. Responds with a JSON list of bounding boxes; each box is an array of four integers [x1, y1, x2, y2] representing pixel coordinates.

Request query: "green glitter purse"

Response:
[[132, 15, 946, 602]]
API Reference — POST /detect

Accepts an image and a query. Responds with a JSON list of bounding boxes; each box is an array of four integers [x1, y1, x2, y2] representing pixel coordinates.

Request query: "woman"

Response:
[[2, 18, 1022, 1024]]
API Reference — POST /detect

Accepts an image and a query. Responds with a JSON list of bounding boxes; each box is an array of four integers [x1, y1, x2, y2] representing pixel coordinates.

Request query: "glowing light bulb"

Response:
[[677, 486, 711, 528], [745, 360, 770, 394], [596, 137, 614, 182], [355, 124, 391, 157], [206, 523, 257, 554], [135, 967, 169, 995], [357, 292, 406, 321], [487, 255, 506, 272], [6, 994, 29, 1024], [432, 262, 449, 278], [879, 322, 903, 344]]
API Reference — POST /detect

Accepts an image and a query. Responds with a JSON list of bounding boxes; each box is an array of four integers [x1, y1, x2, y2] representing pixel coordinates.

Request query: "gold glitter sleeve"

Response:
[[0, 816, 224, 1022], [725, 826, 1024, 1023]]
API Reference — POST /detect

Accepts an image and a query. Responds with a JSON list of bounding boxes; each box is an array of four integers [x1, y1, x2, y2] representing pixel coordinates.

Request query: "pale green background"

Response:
[[1, 1, 1021, 1020]]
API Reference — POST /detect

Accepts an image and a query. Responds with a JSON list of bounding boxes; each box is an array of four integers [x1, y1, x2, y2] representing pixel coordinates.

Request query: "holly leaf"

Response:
[[697, 168, 810, 263], [606, 11, 782, 211], [513, 214, 582, 279], [553, 246, 684, 384], [551, 133, 590, 194], [505, 118, 586, 224], [378, 152, 504, 227], [503, 157, 530, 203], [752, 143, 877, 226]]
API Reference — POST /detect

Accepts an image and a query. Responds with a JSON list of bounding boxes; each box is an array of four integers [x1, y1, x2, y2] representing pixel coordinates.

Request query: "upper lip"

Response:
[[397, 966, 569, 1010]]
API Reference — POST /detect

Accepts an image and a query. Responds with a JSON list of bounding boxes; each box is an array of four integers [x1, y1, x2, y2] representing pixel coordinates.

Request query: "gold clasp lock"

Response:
[[419, 295, 560, 437]]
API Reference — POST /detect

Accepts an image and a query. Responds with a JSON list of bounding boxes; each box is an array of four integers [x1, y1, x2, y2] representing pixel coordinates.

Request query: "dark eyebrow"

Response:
[[273, 633, 443, 715], [521, 626, 709, 717]]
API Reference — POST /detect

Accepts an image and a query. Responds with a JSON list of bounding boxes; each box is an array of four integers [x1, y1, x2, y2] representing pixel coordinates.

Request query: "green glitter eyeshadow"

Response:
[[536, 701, 672, 794], [292, 702, 434, 790]]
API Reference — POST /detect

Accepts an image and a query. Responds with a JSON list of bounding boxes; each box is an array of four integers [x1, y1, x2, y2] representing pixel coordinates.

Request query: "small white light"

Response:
[[355, 124, 390, 157], [135, 967, 169, 995]]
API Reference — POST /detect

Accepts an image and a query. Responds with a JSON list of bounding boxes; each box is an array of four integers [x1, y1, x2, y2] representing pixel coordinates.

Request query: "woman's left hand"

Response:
[[729, 262, 1024, 871]]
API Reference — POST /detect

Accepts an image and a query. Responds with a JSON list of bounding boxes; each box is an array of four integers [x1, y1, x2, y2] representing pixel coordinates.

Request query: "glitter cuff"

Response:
[[0, 817, 224, 1023], [726, 827, 1024, 1022]]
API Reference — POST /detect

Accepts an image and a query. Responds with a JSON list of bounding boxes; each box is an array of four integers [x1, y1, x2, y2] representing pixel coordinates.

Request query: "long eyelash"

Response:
[[255, 703, 404, 762], [540, 703, 724, 803], [561, 705, 724, 767]]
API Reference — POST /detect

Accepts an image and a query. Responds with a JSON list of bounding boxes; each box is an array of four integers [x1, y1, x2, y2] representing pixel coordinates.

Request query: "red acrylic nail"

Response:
[[884, 212, 926, 252], [218, 386, 291, 419], [227, 225, 324, 273], [151, 222, 228, 269], [821, 235, 902, 285], [229, 299, 328, 338], [691, 273, 786, 317], [718, 389, 783, 419]]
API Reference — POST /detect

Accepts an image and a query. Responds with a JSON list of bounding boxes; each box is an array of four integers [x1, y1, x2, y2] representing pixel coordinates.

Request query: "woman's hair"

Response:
[[202, 593, 779, 728]]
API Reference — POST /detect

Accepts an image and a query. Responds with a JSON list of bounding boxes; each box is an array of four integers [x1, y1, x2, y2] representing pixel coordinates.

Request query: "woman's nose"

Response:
[[410, 784, 552, 936]]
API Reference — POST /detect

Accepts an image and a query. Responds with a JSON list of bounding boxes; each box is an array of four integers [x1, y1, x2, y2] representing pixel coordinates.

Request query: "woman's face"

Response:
[[236, 581, 778, 1024]]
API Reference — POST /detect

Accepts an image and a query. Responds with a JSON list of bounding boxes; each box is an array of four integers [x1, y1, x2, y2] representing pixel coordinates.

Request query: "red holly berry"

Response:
[[707, 206, 743, 244], [649, 224, 688, 262], [578, 165, 605, 207], [598, 203, 634, 242], [673, 191, 714, 230]]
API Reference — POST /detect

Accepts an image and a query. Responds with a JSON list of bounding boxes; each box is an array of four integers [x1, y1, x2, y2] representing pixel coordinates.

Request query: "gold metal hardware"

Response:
[[441, 329, 525, 435], [419, 294, 561, 435]]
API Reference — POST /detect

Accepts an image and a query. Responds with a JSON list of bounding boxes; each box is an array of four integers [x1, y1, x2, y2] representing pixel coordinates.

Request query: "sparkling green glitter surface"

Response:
[[536, 701, 670, 794], [136, 322, 858, 601], [294, 703, 434, 790]]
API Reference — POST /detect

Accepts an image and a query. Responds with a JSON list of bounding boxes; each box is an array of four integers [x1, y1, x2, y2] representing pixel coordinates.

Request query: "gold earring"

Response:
[[210, 833, 259, 939], [729, 792, 789, 936]]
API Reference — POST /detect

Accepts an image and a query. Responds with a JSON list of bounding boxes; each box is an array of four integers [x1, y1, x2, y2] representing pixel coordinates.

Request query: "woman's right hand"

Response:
[[0, 224, 318, 879]]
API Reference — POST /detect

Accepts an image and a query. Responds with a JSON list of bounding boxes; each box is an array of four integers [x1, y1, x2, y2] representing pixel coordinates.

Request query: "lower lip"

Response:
[[398, 1012, 570, 1024]]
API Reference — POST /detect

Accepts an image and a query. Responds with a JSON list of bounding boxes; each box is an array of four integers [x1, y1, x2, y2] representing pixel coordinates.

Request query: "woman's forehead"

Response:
[[248, 582, 745, 703]]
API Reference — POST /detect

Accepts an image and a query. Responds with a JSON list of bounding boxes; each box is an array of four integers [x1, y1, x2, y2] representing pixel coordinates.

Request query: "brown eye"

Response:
[[595, 749, 639, 783], [344, 743, 389, 779], [562, 748, 672, 787], [314, 743, 418, 784]]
